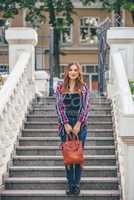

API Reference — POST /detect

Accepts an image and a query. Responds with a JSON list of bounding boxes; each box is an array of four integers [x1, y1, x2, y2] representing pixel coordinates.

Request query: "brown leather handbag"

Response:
[[60, 134, 84, 167]]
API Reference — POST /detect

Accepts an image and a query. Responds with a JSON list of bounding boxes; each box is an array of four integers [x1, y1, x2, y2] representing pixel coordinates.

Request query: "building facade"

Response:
[[0, 2, 134, 91]]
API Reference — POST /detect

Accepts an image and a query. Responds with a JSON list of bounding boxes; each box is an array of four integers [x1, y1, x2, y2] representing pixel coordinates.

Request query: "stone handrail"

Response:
[[109, 51, 134, 200], [111, 52, 134, 114], [0, 51, 35, 186]]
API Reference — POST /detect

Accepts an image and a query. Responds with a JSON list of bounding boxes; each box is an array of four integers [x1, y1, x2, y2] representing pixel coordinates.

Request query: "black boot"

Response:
[[73, 185, 80, 195], [66, 185, 74, 195]]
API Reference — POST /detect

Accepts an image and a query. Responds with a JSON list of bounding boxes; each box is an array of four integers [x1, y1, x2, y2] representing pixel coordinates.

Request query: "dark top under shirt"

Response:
[[63, 93, 80, 118]]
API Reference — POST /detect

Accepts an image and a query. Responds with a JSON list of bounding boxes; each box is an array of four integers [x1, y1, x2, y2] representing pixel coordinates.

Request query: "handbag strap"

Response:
[[60, 133, 80, 151], [66, 133, 79, 142], [66, 134, 72, 141]]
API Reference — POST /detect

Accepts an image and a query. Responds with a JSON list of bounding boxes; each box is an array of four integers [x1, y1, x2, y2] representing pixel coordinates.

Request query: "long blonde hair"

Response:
[[61, 63, 84, 94]]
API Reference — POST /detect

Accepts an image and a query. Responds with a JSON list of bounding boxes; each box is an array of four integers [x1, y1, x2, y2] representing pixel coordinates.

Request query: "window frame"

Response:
[[79, 16, 100, 46], [0, 64, 9, 75], [60, 63, 98, 77], [60, 24, 73, 46]]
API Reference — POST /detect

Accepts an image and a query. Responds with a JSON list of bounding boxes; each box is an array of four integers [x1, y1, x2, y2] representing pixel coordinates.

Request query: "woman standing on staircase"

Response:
[[54, 63, 90, 195]]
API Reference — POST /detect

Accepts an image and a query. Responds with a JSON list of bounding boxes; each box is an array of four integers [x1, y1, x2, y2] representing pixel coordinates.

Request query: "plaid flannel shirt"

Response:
[[54, 81, 91, 136]]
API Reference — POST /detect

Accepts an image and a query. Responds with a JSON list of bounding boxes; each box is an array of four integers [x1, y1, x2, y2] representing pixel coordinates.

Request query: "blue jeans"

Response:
[[59, 116, 87, 189]]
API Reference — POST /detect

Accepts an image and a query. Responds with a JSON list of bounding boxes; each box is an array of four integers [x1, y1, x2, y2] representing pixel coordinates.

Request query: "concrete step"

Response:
[[22, 128, 114, 137], [1, 189, 120, 200], [1, 95, 121, 200], [13, 155, 116, 166], [18, 136, 114, 146], [16, 145, 115, 156], [9, 166, 118, 178], [29, 109, 112, 115], [32, 103, 111, 109], [30, 104, 111, 110], [4, 177, 119, 190], [33, 96, 110, 102], [24, 121, 113, 129], [33, 95, 109, 100], [26, 115, 112, 122], [37, 95, 108, 99], [32, 102, 112, 108], [32, 97, 111, 103]]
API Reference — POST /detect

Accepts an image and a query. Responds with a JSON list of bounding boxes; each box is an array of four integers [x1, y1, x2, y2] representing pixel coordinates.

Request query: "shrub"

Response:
[[128, 80, 134, 95]]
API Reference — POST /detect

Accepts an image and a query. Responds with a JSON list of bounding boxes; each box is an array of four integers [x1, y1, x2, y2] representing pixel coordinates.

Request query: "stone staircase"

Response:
[[0, 95, 121, 200]]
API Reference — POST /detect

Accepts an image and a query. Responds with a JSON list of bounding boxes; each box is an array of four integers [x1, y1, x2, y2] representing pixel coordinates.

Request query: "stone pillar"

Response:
[[5, 27, 38, 79], [107, 27, 134, 80]]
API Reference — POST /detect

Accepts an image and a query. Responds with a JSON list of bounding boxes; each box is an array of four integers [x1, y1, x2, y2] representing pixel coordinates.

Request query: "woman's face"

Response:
[[68, 64, 79, 80]]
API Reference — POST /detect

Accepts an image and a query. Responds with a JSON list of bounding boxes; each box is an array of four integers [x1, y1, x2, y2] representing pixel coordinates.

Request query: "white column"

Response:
[[5, 27, 38, 79], [107, 27, 134, 80]]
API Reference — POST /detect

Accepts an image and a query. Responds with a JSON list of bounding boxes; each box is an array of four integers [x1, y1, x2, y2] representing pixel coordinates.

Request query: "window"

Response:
[[55, 16, 72, 45], [60, 25, 72, 45], [86, 65, 95, 73], [35, 47, 45, 70], [80, 16, 99, 45], [85, 64, 98, 73], [0, 19, 9, 44], [0, 64, 9, 75], [60, 65, 67, 74]]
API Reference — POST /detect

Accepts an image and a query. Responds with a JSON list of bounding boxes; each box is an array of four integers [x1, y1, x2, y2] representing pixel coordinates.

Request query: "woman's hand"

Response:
[[64, 123, 73, 135], [72, 121, 81, 136]]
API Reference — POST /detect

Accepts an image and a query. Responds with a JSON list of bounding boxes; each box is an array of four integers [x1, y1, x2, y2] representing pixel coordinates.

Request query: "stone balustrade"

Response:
[[107, 27, 134, 200], [0, 27, 38, 186]]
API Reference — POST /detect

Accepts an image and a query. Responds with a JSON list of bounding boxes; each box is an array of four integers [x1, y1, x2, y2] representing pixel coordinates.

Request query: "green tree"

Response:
[[46, 0, 74, 77], [0, 0, 75, 77], [123, 0, 134, 23]]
